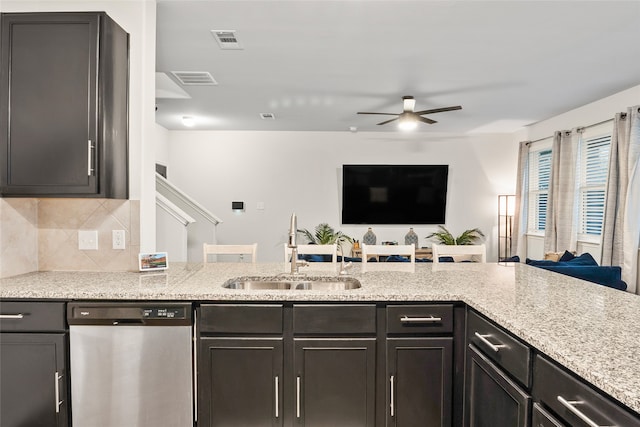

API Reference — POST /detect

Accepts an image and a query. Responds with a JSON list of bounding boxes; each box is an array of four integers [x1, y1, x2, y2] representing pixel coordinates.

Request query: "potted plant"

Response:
[[299, 223, 353, 245], [426, 225, 485, 245]]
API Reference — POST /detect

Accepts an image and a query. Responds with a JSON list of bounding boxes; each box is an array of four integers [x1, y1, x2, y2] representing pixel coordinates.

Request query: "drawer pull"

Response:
[[390, 375, 395, 417], [274, 376, 279, 418], [54, 372, 63, 413], [296, 376, 301, 418], [400, 315, 442, 323], [557, 395, 615, 427], [0, 313, 25, 319], [474, 332, 507, 352]]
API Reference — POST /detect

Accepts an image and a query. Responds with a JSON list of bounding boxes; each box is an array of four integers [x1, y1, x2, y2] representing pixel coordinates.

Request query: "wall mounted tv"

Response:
[[342, 164, 448, 225]]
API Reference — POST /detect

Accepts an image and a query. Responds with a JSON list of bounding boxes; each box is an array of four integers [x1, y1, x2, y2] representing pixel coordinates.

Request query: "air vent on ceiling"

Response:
[[260, 113, 275, 120], [171, 71, 218, 86], [211, 30, 243, 50]]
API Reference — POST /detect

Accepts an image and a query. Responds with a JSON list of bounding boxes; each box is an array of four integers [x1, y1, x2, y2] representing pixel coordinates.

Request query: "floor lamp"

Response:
[[498, 195, 515, 262]]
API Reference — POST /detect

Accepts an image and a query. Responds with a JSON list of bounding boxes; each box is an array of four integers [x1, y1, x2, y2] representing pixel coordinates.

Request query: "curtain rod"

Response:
[[525, 117, 617, 146]]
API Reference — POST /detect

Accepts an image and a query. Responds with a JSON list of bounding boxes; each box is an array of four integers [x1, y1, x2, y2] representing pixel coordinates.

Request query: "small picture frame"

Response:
[[138, 252, 168, 272]]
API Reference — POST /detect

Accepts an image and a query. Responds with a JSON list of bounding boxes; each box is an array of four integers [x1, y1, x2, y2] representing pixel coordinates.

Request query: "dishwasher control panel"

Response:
[[67, 302, 192, 325], [142, 307, 186, 319]]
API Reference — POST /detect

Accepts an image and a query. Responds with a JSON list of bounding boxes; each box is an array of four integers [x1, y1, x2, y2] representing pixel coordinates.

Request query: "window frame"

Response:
[[526, 138, 553, 236]]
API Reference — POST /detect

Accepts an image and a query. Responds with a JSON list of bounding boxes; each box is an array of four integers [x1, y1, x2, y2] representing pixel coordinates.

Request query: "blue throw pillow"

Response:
[[564, 252, 598, 266], [558, 250, 576, 262], [526, 258, 559, 266]]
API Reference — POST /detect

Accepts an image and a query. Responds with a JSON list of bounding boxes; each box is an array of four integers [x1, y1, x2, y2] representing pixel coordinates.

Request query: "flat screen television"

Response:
[[342, 164, 448, 225]]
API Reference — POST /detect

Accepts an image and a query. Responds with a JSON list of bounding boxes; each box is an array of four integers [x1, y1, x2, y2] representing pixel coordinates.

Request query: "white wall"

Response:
[[514, 85, 640, 142], [1, 0, 158, 252], [166, 131, 518, 262], [155, 124, 170, 171]]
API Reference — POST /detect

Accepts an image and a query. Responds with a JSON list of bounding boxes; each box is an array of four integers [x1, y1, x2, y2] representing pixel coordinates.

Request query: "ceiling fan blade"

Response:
[[357, 112, 400, 116], [377, 117, 399, 125], [418, 116, 437, 125], [414, 105, 462, 115]]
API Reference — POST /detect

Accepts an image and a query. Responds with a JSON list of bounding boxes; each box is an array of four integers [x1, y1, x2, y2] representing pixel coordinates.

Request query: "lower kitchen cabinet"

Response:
[[294, 338, 376, 426], [465, 344, 531, 427], [0, 302, 68, 427], [199, 338, 284, 427], [386, 338, 453, 427]]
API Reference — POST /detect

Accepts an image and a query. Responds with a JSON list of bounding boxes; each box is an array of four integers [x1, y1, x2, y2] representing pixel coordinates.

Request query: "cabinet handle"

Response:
[[87, 140, 94, 176], [400, 315, 442, 323], [54, 372, 63, 414], [296, 376, 301, 418], [390, 375, 395, 417], [557, 396, 614, 427], [274, 376, 279, 418], [0, 313, 24, 319], [474, 332, 507, 352]]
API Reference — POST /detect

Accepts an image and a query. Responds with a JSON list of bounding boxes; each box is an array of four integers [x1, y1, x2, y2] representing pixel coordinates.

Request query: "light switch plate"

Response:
[[78, 230, 98, 250]]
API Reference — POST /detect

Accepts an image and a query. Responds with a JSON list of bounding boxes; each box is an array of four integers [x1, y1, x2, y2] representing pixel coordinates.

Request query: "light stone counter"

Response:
[[1, 262, 639, 414]]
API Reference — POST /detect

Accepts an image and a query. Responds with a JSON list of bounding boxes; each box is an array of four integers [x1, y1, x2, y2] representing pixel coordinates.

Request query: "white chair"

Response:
[[361, 243, 415, 264], [283, 243, 338, 263], [203, 243, 258, 263], [431, 244, 486, 264]]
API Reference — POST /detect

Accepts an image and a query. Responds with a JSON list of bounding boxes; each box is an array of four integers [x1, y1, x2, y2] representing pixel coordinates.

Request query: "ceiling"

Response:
[[155, 0, 640, 133]]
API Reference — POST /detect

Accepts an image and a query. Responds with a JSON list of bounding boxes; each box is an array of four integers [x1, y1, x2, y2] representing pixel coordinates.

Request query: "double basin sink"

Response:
[[223, 276, 361, 291]]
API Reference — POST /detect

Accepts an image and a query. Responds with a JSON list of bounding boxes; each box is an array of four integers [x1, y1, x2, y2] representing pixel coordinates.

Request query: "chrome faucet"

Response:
[[337, 244, 353, 275], [288, 213, 307, 275]]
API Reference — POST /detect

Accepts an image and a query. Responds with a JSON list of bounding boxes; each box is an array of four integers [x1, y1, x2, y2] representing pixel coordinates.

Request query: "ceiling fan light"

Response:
[[398, 116, 418, 131]]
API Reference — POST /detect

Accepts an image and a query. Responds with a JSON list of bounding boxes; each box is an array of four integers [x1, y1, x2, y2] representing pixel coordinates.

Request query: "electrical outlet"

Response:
[[78, 230, 98, 250], [112, 230, 126, 250]]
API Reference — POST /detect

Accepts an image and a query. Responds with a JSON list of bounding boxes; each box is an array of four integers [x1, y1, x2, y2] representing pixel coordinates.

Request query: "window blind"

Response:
[[527, 148, 552, 233], [578, 133, 611, 236]]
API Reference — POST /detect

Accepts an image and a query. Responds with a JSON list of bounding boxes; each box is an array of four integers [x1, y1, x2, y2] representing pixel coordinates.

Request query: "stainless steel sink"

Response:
[[223, 281, 292, 290], [223, 277, 361, 290]]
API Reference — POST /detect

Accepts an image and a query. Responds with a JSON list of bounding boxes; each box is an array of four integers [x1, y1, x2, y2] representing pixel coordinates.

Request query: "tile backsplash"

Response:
[[0, 198, 38, 278], [0, 198, 140, 278]]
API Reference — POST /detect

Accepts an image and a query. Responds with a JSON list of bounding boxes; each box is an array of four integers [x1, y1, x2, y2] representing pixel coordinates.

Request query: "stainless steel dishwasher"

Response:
[[68, 302, 194, 427]]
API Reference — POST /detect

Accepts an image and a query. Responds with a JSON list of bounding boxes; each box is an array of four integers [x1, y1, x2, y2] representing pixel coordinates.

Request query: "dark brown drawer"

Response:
[[467, 310, 531, 388], [532, 403, 565, 427], [533, 355, 640, 427], [199, 304, 283, 334], [386, 304, 453, 334], [293, 304, 376, 335], [0, 301, 66, 332]]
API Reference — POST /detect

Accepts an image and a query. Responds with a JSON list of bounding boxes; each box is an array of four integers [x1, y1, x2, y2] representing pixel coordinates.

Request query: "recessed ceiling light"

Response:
[[182, 116, 195, 127]]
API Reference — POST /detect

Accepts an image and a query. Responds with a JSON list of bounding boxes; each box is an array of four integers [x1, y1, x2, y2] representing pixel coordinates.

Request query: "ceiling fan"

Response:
[[357, 96, 462, 130]]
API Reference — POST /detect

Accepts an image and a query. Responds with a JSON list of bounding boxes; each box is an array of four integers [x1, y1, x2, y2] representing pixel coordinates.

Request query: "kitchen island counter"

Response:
[[1, 262, 639, 414]]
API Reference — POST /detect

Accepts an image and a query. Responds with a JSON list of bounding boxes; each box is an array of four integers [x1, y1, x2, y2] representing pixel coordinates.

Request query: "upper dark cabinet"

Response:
[[0, 12, 129, 198]]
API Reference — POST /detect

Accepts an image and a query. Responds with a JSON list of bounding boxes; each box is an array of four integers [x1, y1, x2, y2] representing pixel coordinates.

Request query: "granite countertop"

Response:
[[1, 262, 639, 414]]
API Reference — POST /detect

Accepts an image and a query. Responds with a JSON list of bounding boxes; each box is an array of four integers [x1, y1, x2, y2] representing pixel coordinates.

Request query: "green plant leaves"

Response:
[[426, 225, 484, 245], [299, 223, 353, 245]]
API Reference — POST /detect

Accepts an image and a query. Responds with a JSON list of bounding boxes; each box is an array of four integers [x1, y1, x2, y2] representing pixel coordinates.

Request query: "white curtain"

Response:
[[602, 106, 640, 293], [544, 129, 580, 253], [513, 141, 529, 261]]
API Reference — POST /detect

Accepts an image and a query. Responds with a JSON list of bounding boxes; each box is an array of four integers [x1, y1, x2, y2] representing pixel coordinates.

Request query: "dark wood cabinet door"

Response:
[[0, 333, 68, 427], [0, 12, 128, 198], [199, 337, 284, 427], [465, 344, 531, 427], [387, 337, 453, 427], [294, 338, 376, 427]]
